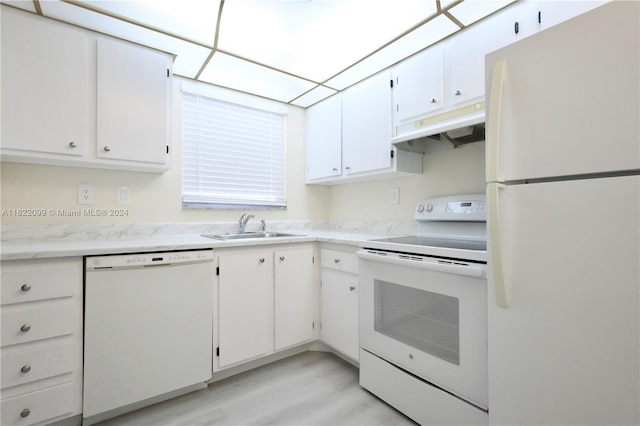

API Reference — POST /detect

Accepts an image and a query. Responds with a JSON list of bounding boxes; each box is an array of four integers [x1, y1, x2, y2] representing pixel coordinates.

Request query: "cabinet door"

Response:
[[448, 19, 511, 107], [393, 46, 444, 125], [274, 247, 315, 350], [1, 8, 90, 157], [96, 38, 171, 165], [320, 270, 359, 360], [306, 95, 342, 180], [342, 71, 393, 175], [218, 251, 272, 367]]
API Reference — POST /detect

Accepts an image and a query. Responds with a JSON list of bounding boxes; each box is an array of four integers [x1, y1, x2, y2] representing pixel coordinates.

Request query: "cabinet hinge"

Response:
[[216, 347, 220, 357], [216, 266, 220, 276], [390, 150, 395, 159], [390, 79, 394, 88]]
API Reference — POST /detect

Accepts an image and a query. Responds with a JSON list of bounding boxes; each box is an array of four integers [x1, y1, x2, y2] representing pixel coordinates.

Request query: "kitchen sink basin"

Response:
[[201, 232, 304, 240]]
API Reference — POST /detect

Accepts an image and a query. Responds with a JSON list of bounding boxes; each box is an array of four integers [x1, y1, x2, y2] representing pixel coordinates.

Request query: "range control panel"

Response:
[[415, 194, 486, 222]]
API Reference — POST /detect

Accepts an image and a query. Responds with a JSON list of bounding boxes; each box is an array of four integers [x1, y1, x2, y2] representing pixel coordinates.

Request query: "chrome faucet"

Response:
[[238, 214, 255, 233]]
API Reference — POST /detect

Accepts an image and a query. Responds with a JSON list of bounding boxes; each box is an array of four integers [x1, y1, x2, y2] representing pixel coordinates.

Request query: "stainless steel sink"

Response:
[[201, 232, 304, 241]]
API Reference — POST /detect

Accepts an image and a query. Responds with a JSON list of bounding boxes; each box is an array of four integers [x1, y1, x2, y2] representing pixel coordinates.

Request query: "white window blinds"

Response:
[[182, 91, 287, 209]]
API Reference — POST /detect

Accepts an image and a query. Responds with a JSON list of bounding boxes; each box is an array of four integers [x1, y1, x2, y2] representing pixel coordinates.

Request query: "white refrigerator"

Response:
[[485, 2, 639, 425]]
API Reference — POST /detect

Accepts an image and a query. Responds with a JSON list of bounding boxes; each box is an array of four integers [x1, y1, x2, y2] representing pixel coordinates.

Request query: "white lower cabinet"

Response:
[[216, 245, 315, 370], [319, 246, 360, 361], [0, 258, 83, 426]]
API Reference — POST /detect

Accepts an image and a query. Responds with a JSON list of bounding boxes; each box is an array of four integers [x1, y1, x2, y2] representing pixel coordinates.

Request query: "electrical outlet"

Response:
[[390, 188, 400, 205], [78, 184, 95, 205]]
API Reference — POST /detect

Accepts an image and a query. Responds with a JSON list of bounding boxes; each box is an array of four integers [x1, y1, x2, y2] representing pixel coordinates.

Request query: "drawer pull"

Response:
[[349, 286, 356, 292], [279, 256, 285, 261], [334, 258, 340, 264], [20, 409, 30, 418], [21, 365, 31, 374], [259, 258, 265, 263], [20, 324, 31, 333], [21, 284, 32, 292]]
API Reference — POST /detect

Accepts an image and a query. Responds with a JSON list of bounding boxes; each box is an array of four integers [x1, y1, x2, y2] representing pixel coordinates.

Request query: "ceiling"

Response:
[[2, 0, 517, 107]]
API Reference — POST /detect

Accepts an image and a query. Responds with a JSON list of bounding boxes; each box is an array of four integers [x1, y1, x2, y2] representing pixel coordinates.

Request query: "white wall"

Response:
[[327, 141, 486, 222]]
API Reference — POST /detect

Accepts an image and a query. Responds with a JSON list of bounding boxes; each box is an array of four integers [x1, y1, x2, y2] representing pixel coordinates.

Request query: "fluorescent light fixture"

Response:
[[448, 0, 517, 26], [218, 0, 438, 83], [72, 0, 221, 46], [325, 14, 460, 90], [291, 86, 338, 108], [40, 0, 212, 78], [1, 1, 36, 13], [199, 53, 316, 103]]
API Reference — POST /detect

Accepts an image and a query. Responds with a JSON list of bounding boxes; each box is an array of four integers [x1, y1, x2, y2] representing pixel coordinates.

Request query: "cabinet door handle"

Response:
[[259, 258, 265, 263], [454, 90, 462, 96], [279, 256, 285, 261], [430, 98, 437, 104], [334, 258, 340, 263], [69, 141, 77, 148], [20, 324, 31, 333], [349, 286, 356, 292], [21, 284, 31, 292], [332, 167, 338, 172], [103, 146, 111, 152], [20, 409, 30, 418], [21, 365, 31, 374], [345, 166, 351, 171]]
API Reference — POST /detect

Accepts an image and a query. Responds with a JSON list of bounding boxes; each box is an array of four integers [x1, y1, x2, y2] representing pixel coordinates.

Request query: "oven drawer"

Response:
[[321, 249, 358, 274], [360, 349, 488, 425]]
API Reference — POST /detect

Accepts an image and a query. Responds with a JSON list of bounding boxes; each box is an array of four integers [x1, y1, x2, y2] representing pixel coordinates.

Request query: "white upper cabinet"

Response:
[[306, 94, 342, 181], [96, 38, 171, 166], [0, 6, 172, 173], [392, 46, 444, 125], [1, 8, 91, 158], [447, 21, 510, 108], [306, 70, 422, 185], [341, 71, 393, 175]]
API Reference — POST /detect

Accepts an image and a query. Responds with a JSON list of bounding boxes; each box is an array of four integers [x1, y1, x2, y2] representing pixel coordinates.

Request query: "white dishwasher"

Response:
[[83, 250, 214, 424]]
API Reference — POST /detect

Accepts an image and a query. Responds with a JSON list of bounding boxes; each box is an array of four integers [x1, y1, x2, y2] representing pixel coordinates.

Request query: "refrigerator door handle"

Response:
[[487, 60, 506, 183], [488, 182, 509, 308]]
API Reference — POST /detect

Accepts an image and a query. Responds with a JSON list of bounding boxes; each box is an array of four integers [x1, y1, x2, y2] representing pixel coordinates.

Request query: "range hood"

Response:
[[392, 102, 485, 154]]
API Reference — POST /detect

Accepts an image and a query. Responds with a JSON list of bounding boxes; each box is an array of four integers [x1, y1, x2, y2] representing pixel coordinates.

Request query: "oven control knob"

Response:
[[416, 204, 425, 213], [425, 203, 434, 213]]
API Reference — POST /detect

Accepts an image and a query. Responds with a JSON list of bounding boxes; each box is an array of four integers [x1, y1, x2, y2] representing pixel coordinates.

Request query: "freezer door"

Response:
[[487, 175, 639, 425], [485, 1, 639, 182]]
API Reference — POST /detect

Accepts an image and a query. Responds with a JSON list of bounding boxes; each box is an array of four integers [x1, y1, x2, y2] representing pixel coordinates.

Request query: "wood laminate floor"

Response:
[[97, 351, 417, 426]]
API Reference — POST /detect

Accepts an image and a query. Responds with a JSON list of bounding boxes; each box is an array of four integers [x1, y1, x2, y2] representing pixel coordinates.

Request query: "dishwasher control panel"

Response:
[[86, 249, 214, 269]]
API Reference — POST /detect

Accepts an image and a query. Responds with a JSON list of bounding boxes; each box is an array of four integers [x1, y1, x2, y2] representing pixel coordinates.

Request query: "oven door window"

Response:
[[374, 279, 460, 365]]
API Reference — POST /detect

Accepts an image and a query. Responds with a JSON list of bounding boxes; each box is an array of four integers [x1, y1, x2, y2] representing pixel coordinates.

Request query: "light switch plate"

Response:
[[116, 186, 131, 205]]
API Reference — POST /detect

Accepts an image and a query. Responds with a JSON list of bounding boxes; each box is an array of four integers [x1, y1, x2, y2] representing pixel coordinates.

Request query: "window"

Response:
[[182, 91, 286, 209]]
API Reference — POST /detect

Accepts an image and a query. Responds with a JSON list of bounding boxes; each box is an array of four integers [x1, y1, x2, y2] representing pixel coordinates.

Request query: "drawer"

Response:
[[1, 300, 75, 347], [1, 267, 77, 306], [1, 382, 74, 426], [321, 249, 359, 275], [2, 343, 74, 389]]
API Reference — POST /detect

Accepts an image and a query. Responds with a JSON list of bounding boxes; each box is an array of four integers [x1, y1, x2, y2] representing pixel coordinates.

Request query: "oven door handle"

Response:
[[357, 251, 486, 278]]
